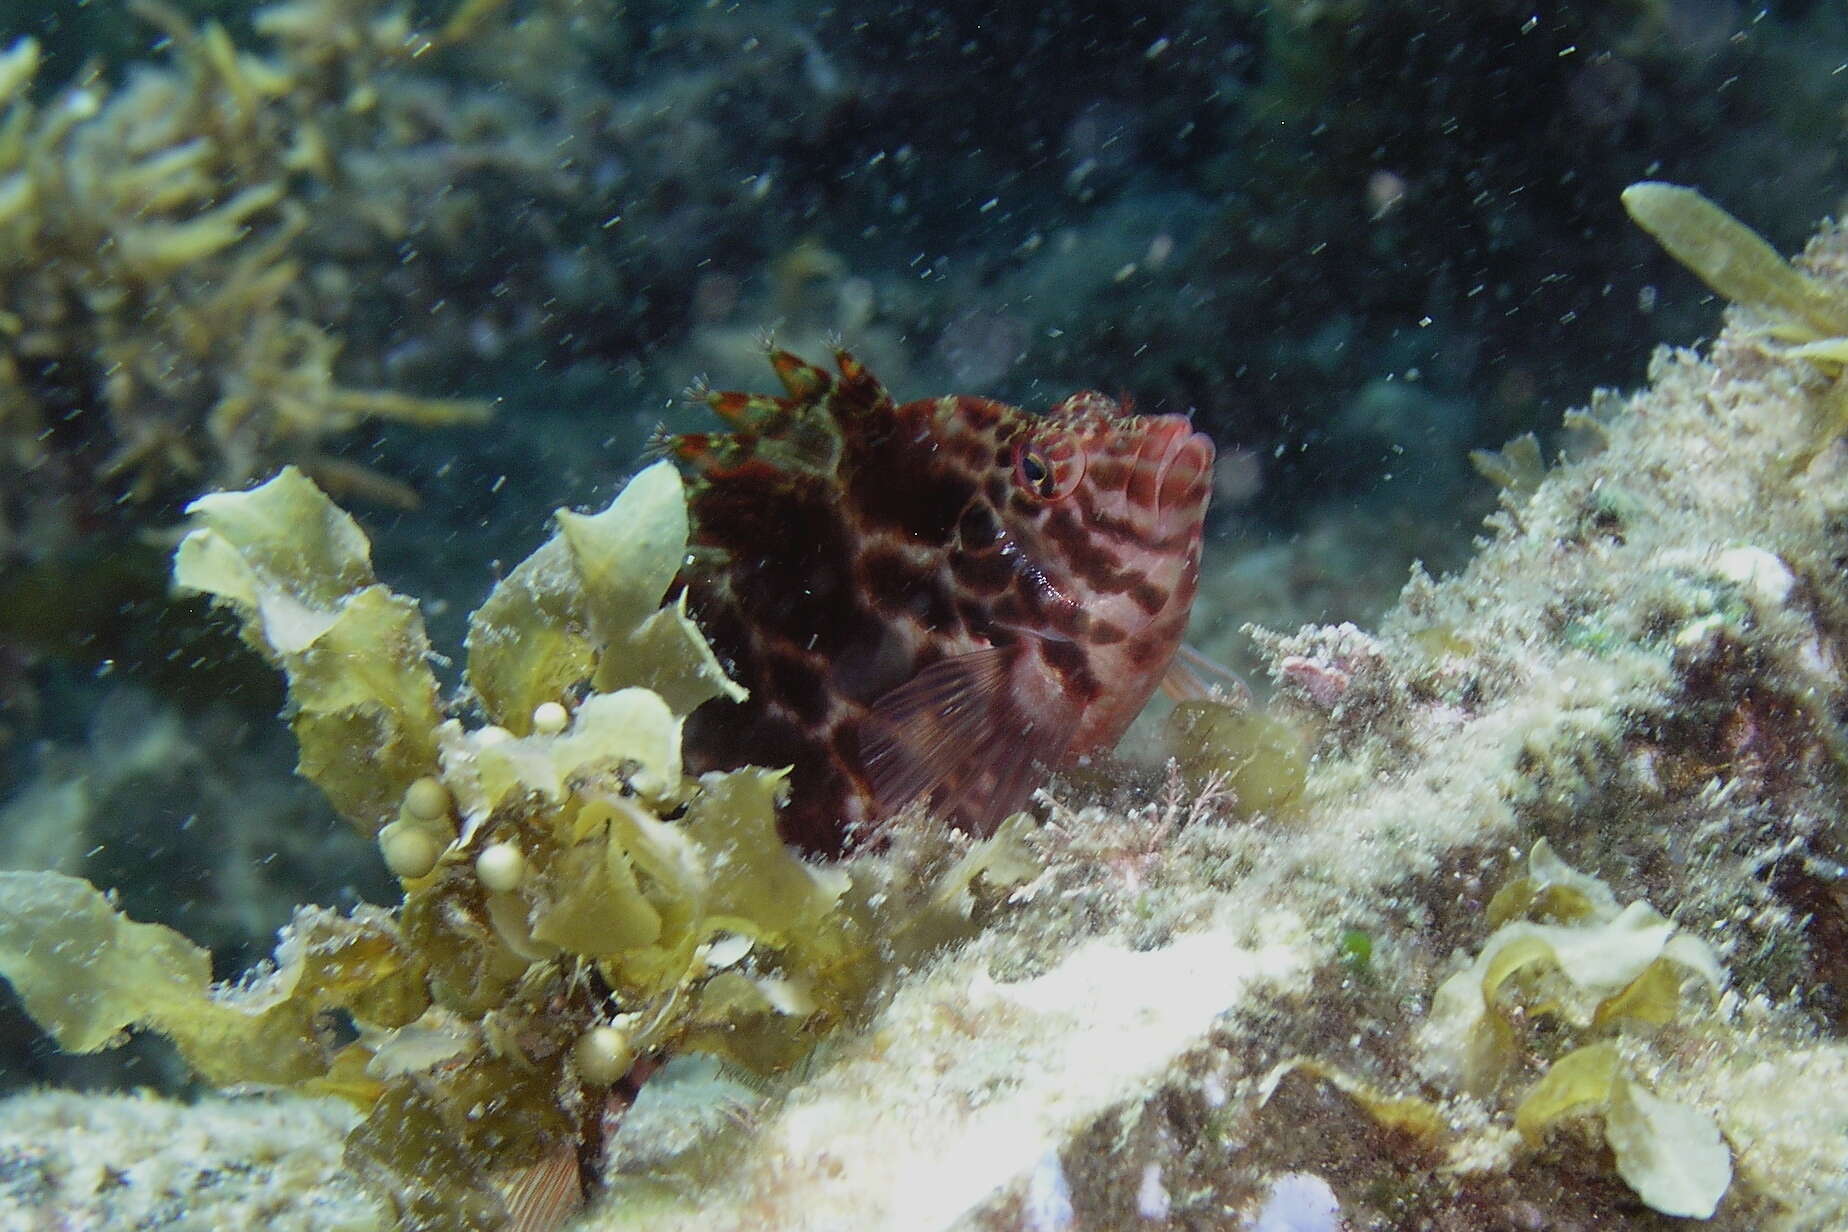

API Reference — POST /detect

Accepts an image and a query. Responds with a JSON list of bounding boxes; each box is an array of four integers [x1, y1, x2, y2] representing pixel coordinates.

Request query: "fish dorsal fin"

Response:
[[861, 645, 1076, 834], [678, 350, 894, 487]]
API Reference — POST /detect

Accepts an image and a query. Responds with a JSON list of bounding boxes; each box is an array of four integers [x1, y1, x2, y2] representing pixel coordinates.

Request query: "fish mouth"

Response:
[[1146, 416, 1215, 525]]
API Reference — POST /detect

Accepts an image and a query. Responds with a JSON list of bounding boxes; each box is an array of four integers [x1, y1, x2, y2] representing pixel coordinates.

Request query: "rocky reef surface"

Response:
[[4, 2, 1848, 1228], [4, 0, 1844, 995], [5, 205, 1848, 1231]]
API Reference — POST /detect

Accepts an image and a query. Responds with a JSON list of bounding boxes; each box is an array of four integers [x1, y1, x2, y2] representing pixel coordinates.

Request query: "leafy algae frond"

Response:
[[1622, 182, 1848, 341], [1266, 841, 1734, 1221], [1423, 840, 1732, 1219], [0, 5, 505, 560], [0, 462, 1036, 1229], [1624, 181, 1848, 472], [175, 467, 446, 832]]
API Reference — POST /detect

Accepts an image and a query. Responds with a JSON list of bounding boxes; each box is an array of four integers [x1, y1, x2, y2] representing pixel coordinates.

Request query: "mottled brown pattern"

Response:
[[670, 349, 1213, 854]]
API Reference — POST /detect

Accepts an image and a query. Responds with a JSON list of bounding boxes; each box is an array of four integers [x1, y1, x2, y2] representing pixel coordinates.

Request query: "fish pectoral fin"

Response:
[[861, 645, 1076, 834], [862, 646, 1014, 811], [1160, 642, 1254, 708]]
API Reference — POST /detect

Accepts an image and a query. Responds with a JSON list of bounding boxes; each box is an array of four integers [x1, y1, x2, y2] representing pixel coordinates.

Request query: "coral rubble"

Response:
[[0, 1088, 374, 1230]]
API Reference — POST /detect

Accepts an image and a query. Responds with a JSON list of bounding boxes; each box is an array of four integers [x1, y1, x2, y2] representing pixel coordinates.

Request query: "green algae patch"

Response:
[[1514, 1040, 1623, 1145], [1603, 1071, 1733, 1220], [175, 466, 443, 835], [1167, 700, 1309, 816], [1258, 1056, 1449, 1145], [1469, 431, 1547, 507], [1515, 1041, 1732, 1220], [0, 17, 495, 530], [1421, 846, 1724, 1091], [6, 460, 1037, 1225], [1297, 841, 1737, 1220], [1622, 182, 1848, 341], [1420, 841, 1733, 1219], [0, 870, 216, 1056], [1623, 181, 1848, 474], [463, 460, 745, 736], [1336, 927, 1373, 975], [0, 871, 425, 1086]]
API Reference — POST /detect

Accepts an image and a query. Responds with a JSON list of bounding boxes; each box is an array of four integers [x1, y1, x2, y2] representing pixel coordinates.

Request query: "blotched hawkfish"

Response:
[[671, 349, 1213, 854]]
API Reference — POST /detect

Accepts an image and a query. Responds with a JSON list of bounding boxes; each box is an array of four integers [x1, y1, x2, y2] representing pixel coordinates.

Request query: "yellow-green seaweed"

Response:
[[1622, 181, 1848, 474], [1515, 1041, 1732, 1220], [1, 460, 1035, 1229], [0, 11, 496, 542], [0, 870, 425, 1087], [175, 466, 444, 834], [1416, 842, 1733, 1219], [1622, 182, 1848, 341], [1420, 839, 1724, 1092], [1166, 699, 1310, 815]]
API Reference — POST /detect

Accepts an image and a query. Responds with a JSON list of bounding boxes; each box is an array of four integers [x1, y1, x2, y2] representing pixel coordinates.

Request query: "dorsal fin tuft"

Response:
[[771, 348, 833, 400]]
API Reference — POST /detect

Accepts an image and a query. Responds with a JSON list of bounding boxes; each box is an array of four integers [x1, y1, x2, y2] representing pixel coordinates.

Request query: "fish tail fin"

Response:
[[495, 1143, 584, 1232], [1161, 642, 1255, 708]]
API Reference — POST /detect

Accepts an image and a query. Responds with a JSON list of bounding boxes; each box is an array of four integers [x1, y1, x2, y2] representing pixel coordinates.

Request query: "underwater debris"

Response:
[[0, 461, 1041, 1228], [1248, 1172, 1342, 1232]]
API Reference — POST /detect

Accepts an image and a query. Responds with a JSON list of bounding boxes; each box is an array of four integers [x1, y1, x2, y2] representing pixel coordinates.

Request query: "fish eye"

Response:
[[1013, 433, 1083, 501], [1021, 451, 1051, 491]]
